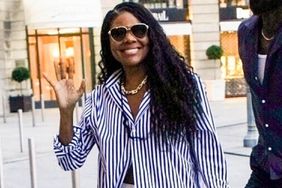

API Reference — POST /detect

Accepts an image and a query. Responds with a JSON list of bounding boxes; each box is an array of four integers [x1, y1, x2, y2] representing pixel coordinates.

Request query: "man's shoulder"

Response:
[[238, 16, 259, 32]]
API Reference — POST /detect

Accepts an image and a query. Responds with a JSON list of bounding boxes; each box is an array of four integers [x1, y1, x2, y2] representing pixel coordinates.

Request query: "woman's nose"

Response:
[[123, 31, 137, 42]]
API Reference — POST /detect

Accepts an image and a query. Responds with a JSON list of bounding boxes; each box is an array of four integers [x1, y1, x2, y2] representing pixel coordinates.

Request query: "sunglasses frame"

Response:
[[108, 23, 149, 42]]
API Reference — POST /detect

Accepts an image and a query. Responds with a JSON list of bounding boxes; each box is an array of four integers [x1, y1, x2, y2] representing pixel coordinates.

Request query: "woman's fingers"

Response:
[[67, 58, 75, 79], [43, 72, 55, 88], [59, 61, 66, 80], [77, 80, 86, 96], [54, 60, 61, 80], [54, 59, 67, 80]]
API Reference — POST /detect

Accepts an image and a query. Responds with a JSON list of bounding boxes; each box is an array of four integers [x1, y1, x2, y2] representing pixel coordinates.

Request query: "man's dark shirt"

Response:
[[238, 15, 282, 179]]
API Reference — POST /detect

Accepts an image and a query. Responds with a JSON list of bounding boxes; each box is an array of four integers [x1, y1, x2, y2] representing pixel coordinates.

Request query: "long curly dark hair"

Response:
[[98, 2, 202, 142]]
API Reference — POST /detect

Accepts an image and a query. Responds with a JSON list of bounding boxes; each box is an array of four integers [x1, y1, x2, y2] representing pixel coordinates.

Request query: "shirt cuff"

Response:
[[53, 126, 82, 155]]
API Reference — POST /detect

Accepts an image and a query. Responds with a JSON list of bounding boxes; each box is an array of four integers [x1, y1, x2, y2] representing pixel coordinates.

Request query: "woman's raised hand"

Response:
[[43, 60, 85, 112]]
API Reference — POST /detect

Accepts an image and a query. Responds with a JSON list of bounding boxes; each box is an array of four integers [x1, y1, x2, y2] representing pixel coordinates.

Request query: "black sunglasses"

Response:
[[108, 23, 149, 42]]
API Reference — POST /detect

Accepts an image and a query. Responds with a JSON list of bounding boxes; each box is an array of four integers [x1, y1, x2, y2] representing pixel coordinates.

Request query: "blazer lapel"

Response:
[[105, 70, 123, 110], [263, 27, 282, 85], [243, 21, 260, 83]]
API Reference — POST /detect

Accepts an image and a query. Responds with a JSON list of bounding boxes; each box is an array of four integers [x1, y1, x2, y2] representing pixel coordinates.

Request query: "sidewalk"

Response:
[[0, 97, 253, 188], [210, 97, 252, 188]]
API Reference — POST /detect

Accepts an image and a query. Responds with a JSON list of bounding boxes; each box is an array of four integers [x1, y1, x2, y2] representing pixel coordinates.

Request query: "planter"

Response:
[[10, 66, 31, 112], [204, 80, 226, 101], [9, 95, 32, 112]]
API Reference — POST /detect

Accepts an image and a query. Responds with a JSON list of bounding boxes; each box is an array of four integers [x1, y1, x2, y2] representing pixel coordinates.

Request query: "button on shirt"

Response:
[[54, 70, 229, 188]]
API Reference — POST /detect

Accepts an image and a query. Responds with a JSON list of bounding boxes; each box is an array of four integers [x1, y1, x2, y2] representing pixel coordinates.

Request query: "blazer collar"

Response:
[[104, 69, 151, 123], [104, 69, 123, 109]]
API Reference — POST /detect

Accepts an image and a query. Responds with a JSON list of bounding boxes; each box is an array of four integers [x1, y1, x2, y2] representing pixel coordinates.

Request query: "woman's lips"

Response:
[[122, 48, 139, 55]]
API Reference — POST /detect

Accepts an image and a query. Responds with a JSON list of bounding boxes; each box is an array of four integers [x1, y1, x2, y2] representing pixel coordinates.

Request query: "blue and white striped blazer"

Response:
[[54, 70, 229, 188]]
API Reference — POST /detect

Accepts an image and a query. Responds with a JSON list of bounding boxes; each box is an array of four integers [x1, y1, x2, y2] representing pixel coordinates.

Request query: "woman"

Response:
[[44, 2, 229, 188]]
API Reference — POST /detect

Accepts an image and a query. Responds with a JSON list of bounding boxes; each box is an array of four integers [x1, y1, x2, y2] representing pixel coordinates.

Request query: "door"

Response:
[[27, 28, 93, 107]]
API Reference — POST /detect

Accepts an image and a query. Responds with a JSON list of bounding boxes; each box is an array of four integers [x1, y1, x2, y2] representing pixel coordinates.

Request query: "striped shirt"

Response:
[[54, 70, 229, 188]]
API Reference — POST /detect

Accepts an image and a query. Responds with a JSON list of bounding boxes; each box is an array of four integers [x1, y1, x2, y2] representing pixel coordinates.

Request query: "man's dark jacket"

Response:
[[238, 15, 282, 178]]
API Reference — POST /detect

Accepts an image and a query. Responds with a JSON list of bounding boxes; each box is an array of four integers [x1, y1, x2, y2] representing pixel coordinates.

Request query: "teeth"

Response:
[[123, 48, 138, 55]]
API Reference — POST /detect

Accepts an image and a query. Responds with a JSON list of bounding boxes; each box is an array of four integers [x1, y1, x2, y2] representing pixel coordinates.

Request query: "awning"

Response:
[[161, 22, 192, 36], [220, 21, 242, 32], [23, 0, 102, 29]]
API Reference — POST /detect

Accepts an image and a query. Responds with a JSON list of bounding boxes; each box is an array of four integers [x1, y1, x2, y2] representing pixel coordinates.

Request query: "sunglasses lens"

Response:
[[110, 27, 126, 41], [131, 24, 148, 38], [109, 24, 148, 41]]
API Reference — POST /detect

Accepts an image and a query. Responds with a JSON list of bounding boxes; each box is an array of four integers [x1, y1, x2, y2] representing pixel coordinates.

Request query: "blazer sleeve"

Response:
[[53, 92, 97, 171], [192, 75, 230, 188]]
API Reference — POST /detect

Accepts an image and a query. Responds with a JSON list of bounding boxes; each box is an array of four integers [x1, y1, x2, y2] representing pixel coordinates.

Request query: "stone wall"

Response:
[[189, 0, 221, 80], [0, 0, 27, 114]]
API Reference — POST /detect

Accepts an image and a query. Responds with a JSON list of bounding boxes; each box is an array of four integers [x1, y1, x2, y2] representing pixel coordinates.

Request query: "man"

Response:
[[238, 0, 282, 187]]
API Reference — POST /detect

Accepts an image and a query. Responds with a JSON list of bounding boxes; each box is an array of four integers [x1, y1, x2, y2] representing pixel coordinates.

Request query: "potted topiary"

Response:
[[9, 66, 32, 112], [206, 44, 223, 60], [206, 45, 224, 79], [204, 45, 226, 101]]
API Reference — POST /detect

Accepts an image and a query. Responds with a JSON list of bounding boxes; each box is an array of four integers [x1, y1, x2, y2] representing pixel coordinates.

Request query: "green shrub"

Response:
[[206, 45, 224, 60], [11, 67, 30, 83]]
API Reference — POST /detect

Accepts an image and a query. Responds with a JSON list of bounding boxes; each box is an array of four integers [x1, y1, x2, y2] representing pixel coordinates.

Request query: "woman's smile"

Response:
[[121, 48, 139, 55], [109, 11, 150, 67]]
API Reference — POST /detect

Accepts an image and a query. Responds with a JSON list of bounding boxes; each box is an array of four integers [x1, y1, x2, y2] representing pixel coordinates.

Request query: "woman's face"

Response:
[[108, 11, 150, 69]]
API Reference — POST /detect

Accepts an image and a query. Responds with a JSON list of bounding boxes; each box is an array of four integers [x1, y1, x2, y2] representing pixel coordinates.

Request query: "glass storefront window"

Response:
[[219, 0, 249, 7], [169, 35, 190, 63], [59, 28, 80, 34], [36, 29, 59, 35], [220, 31, 243, 78], [27, 28, 35, 35], [220, 31, 246, 97], [124, 0, 185, 8], [27, 28, 93, 107]]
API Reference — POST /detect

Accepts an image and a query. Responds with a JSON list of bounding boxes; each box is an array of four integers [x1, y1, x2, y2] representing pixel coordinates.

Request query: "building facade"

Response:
[[219, 0, 250, 97], [0, 0, 250, 114], [0, 0, 27, 115]]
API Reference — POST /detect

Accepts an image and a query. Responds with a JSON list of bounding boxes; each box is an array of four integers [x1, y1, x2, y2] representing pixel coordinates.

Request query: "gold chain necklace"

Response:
[[261, 30, 274, 41], [121, 76, 148, 95]]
